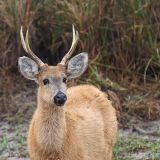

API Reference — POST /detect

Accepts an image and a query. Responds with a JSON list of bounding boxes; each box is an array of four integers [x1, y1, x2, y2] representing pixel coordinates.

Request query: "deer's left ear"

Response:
[[67, 53, 88, 79]]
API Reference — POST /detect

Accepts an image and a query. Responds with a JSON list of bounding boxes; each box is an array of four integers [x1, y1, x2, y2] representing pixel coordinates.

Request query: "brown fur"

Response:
[[27, 66, 117, 160]]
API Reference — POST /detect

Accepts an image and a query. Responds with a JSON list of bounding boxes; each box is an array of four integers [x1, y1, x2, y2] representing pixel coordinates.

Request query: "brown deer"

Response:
[[18, 25, 117, 160]]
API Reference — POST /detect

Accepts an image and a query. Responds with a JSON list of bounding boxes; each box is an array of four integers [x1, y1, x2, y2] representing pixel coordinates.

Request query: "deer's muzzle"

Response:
[[54, 91, 67, 106]]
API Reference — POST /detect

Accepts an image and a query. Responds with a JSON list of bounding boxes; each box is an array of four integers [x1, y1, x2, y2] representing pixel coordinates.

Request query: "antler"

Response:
[[60, 25, 79, 65], [20, 26, 45, 67]]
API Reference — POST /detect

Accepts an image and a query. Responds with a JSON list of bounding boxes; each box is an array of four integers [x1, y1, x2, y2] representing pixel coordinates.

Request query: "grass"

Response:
[[0, 124, 160, 159], [0, 123, 27, 158], [113, 132, 160, 160], [0, 134, 8, 154]]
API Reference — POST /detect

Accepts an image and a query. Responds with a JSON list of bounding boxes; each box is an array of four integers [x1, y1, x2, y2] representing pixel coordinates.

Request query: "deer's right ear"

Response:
[[18, 56, 39, 80]]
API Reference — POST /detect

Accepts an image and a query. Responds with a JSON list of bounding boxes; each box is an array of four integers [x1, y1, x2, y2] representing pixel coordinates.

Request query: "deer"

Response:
[[18, 25, 118, 160]]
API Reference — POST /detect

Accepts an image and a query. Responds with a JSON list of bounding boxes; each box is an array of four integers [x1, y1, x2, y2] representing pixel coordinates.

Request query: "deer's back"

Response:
[[63, 85, 117, 159], [66, 85, 117, 123]]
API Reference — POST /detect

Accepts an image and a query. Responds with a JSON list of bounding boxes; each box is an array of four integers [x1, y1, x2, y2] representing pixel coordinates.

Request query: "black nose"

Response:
[[54, 91, 67, 106]]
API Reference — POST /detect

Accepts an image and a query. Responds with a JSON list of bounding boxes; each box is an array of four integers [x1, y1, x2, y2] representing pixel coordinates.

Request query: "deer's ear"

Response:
[[18, 56, 39, 80], [67, 53, 88, 79]]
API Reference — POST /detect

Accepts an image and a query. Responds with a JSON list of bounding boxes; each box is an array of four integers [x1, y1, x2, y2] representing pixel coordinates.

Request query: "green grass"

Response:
[[0, 133, 8, 154], [0, 124, 27, 158], [113, 133, 160, 160]]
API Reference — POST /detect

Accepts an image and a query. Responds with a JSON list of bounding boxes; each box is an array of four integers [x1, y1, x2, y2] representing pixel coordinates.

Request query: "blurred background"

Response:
[[0, 0, 159, 159]]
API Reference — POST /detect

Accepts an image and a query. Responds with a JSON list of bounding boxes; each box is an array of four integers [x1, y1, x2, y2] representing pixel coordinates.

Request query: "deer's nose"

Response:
[[54, 91, 67, 106]]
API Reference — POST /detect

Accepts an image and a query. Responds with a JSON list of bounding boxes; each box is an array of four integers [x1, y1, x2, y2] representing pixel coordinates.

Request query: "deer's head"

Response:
[[18, 26, 88, 107]]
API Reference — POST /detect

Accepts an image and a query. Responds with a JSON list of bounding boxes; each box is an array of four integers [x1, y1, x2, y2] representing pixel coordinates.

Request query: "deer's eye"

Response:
[[63, 77, 67, 84], [43, 78, 49, 85]]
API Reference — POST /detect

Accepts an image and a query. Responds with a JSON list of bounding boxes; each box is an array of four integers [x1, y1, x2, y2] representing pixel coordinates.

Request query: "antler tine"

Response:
[[60, 25, 79, 65], [20, 26, 28, 53], [25, 30, 44, 67], [20, 26, 44, 67]]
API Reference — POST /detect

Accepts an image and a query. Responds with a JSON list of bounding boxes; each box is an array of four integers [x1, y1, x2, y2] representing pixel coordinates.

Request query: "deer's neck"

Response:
[[35, 96, 66, 152]]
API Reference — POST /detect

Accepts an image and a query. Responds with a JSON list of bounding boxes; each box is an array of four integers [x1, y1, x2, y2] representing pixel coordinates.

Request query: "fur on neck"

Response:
[[35, 96, 66, 152]]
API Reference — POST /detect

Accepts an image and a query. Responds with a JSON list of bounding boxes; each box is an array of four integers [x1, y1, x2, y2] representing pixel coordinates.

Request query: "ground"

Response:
[[0, 118, 160, 160], [0, 75, 160, 160], [114, 118, 160, 160]]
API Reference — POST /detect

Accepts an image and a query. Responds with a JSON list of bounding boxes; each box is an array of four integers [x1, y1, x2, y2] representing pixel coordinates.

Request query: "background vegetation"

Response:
[[0, 0, 159, 84]]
